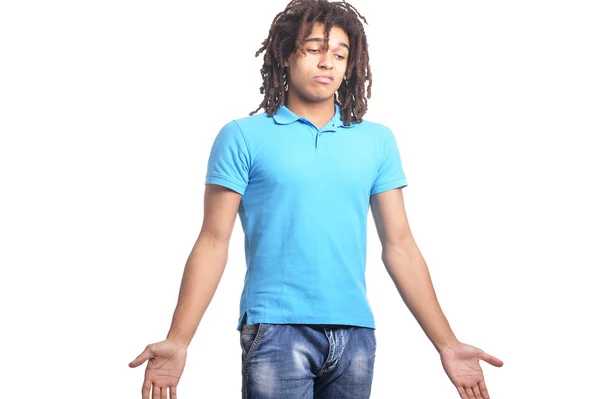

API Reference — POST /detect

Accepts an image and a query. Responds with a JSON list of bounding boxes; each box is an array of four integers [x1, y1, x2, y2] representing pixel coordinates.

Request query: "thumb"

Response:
[[129, 345, 154, 368], [479, 350, 504, 367]]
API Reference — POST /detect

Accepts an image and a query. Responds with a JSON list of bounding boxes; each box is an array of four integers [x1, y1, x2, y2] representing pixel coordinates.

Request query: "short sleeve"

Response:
[[370, 127, 408, 196], [205, 120, 250, 195]]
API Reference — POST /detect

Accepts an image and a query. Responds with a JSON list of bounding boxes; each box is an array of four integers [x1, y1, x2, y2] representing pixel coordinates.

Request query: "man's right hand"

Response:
[[129, 339, 188, 399]]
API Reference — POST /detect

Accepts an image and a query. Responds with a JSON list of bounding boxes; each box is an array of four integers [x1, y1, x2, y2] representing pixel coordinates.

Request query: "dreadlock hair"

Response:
[[249, 0, 372, 126]]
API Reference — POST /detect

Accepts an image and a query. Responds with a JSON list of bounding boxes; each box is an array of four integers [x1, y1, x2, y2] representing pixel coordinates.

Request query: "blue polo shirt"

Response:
[[205, 104, 408, 331]]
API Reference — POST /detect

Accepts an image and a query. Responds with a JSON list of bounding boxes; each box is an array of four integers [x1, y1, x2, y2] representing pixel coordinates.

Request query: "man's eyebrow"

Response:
[[305, 37, 350, 51]]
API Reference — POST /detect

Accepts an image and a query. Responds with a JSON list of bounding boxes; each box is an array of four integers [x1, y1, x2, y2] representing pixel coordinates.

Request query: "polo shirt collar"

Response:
[[272, 103, 355, 129]]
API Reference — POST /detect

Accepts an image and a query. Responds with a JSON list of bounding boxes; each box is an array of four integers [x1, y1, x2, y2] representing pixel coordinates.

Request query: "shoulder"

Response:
[[352, 117, 394, 139], [213, 111, 272, 141], [230, 110, 275, 133]]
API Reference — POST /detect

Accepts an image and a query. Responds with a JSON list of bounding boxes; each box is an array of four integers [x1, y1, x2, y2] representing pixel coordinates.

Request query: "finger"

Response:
[[466, 387, 477, 399], [170, 386, 178, 399], [457, 386, 469, 399], [152, 384, 160, 399], [162, 385, 167, 399], [473, 384, 484, 399], [479, 381, 490, 399], [479, 351, 504, 367], [142, 379, 152, 399], [130, 345, 153, 368]]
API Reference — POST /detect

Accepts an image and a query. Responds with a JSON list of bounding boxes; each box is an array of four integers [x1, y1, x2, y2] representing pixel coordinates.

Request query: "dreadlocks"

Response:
[[250, 0, 372, 126]]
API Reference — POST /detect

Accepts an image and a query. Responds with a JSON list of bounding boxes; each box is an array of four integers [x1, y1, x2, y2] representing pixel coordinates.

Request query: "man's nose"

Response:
[[318, 52, 334, 69]]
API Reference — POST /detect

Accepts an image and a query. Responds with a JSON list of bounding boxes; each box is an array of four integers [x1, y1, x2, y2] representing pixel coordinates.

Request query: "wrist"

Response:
[[166, 333, 191, 349], [436, 338, 461, 354]]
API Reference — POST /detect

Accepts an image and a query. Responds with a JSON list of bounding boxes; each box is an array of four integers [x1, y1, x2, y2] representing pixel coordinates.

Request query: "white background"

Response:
[[1, 0, 599, 398]]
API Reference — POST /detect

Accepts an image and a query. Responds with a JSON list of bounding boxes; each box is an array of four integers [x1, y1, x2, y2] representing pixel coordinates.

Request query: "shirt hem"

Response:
[[370, 177, 407, 196], [238, 316, 376, 331], [205, 174, 247, 195]]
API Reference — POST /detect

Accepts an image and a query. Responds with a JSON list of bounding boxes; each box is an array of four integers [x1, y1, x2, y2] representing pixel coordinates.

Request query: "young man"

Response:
[[129, 1, 503, 398]]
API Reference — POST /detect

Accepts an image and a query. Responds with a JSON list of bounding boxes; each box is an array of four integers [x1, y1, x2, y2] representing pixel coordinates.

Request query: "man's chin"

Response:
[[306, 92, 337, 104], [289, 89, 337, 105]]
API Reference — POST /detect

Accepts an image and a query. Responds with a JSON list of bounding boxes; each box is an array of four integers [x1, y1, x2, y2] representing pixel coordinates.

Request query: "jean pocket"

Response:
[[240, 323, 262, 360]]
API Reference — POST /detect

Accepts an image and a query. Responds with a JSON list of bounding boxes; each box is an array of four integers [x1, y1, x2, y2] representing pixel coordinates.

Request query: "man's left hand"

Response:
[[440, 341, 503, 399]]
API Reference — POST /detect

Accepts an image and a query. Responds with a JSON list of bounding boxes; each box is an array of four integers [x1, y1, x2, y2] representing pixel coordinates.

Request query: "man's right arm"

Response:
[[165, 183, 242, 348]]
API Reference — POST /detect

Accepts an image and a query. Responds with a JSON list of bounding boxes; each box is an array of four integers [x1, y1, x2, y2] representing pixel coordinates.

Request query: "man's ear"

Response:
[[284, 49, 297, 68]]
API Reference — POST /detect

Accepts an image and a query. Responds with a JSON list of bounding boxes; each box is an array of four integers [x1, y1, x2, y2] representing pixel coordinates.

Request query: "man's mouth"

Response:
[[314, 76, 334, 84]]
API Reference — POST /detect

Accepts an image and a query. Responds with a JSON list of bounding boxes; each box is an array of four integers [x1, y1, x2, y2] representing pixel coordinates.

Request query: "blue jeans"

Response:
[[239, 320, 377, 398]]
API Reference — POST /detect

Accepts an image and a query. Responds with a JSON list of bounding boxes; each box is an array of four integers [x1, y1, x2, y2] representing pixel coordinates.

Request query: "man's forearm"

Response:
[[382, 239, 460, 353], [166, 234, 229, 348]]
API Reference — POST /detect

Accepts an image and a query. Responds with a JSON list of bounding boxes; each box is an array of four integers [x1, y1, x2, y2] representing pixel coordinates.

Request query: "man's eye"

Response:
[[308, 49, 320, 53], [335, 55, 346, 60]]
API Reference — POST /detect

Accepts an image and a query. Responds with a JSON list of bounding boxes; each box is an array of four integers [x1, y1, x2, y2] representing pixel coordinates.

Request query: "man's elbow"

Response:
[[381, 235, 419, 268]]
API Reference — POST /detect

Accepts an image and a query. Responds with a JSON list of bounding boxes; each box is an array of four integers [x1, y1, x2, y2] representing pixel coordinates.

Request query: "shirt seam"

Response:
[[372, 177, 407, 190], [232, 119, 252, 174], [206, 173, 247, 190]]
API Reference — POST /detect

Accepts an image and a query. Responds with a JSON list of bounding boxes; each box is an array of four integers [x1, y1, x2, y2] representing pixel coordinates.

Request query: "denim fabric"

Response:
[[240, 320, 376, 398]]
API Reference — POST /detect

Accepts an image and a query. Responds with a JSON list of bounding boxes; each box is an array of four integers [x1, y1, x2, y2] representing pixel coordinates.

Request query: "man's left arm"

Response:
[[370, 187, 458, 352], [370, 187, 503, 399]]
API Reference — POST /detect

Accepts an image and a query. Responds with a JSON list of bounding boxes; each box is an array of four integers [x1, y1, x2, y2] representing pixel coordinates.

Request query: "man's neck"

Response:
[[285, 96, 335, 130]]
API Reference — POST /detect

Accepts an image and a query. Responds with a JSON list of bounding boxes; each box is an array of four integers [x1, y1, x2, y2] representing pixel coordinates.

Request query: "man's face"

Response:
[[284, 22, 350, 104]]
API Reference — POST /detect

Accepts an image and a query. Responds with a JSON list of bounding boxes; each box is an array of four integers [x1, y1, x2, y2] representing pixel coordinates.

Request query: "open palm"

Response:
[[129, 339, 188, 399], [440, 342, 503, 399]]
